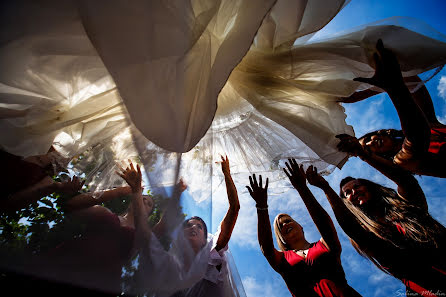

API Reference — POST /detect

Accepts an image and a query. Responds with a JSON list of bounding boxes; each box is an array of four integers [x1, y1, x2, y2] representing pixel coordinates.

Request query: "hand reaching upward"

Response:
[[217, 155, 231, 176], [283, 158, 306, 189], [246, 174, 269, 208], [305, 165, 329, 189], [354, 39, 405, 91], [117, 160, 142, 193]]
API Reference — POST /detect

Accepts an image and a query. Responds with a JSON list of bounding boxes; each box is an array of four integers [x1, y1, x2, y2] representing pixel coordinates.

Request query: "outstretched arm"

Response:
[[354, 39, 431, 155], [336, 134, 428, 210], [117, 161, 151, 248], [283, 159, 341, 255], [215, 155, 240, 251], [1, 176, 84, 212], [64, 185, 132, 212], [305, 170, 374, 247], [339, 88, 381, 103], [247, 174, 282, 271]]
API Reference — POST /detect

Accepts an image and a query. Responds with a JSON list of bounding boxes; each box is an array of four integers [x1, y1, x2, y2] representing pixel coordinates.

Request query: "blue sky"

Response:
[[199, 1, 446, 297]]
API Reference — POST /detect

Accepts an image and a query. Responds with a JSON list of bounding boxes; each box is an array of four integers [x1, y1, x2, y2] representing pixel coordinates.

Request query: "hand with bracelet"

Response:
[[246, 174, 269, 210]]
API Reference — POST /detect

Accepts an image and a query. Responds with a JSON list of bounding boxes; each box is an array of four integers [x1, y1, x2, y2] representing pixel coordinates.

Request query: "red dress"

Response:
[[428, 127, 446, 155], [278, 240, 361, 297], [389, 223, 446, 296]]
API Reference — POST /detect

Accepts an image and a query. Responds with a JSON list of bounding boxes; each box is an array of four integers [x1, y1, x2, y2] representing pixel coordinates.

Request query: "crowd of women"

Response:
[[0, 37, 445, 297]]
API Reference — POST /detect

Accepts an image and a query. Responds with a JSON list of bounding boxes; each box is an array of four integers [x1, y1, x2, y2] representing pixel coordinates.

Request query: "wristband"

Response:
[[256, 205, 268, 211]]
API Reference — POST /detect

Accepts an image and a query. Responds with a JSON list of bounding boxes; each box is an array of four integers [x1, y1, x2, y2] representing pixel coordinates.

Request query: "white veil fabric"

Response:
[[134, 228, 246, 297], [1, 0, 446, 295]]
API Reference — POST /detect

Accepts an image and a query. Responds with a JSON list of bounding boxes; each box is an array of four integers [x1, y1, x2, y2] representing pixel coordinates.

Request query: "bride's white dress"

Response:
[[1, 0, 446, 293], [1, 0, 445, 164]]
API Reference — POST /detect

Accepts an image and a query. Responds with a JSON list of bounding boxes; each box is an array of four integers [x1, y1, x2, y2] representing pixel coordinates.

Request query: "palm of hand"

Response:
[[219, 155, 230, 175], [124, 171, 141, 188], [117, 161, 142, 190], [306, 166, 326, 188], [247, 174, 268, 207], [336, 134, 362, 156], [284, 159, 306, 188], [355, 39, 404, 91], [60, 177, 84, 193]]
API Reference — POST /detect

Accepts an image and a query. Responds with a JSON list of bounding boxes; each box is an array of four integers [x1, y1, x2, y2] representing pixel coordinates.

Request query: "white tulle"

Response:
[[134, 230, 245, 297]]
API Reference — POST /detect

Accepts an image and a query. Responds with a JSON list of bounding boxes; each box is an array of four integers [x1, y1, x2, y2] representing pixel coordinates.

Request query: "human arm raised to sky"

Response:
[[117, 161, 151, 248], [63, 183, 132, 212], [354, 39, 431, 157], [215, 155, 240, 251], [247, 173, 283, 272], [283, 159, 341, 255], [1, 176, 84, 212], [336, 134, 428, 210], [305, 169, 374, 247]]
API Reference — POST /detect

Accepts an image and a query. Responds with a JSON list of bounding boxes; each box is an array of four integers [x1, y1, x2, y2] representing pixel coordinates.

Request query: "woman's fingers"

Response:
[[283, 168, 291, 179], [129, 160, 135, 171], [248, 174, 269, 191], [299, 164, 306, 178], [290, 158, 298, 169], [285, 161, 293, 175], [246, 186, 253, 196], [116, 162, 125, 173]]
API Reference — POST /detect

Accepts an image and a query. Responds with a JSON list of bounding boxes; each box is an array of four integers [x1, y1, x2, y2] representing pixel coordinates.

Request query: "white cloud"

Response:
[[368, 270, 389, 284], [437, 76, 446, 123], [438, 76, 446, 99], [211, 182, 262, 249], [438, 114, 446, 124], [243, 276, 284, 297]]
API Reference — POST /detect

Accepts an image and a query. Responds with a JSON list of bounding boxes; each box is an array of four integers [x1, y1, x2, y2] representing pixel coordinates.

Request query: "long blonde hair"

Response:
[[273, 213, 295, 251]]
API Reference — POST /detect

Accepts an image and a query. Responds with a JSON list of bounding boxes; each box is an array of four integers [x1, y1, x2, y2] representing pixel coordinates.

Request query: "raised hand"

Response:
[[283, 158, 306, 189], [217, 155, 231, 176], [176, 178, 188, 193], [58, 176, 85, 194], [336, 134, 364, 157], [305, 166, 328, 189], [354, 39, 404, 91], [116, 160, 142, 192], [246, 174, 269, 208]]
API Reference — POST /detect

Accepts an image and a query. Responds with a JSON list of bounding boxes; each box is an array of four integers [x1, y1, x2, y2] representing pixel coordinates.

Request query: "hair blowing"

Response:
[[339, 177, 445, 273]]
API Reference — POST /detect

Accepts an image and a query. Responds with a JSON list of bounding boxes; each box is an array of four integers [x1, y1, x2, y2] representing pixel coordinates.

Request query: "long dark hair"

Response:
[[183, 216, 208, 243], [359, 129, 404, 159], [339, 177, 445, 272]]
